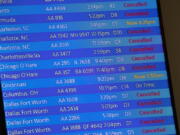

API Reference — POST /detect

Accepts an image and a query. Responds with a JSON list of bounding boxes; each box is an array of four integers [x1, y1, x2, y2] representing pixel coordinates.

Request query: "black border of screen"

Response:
[[0, 83, 7, 134], [0, 0, 179, 134], [157, 0, 180, 133]]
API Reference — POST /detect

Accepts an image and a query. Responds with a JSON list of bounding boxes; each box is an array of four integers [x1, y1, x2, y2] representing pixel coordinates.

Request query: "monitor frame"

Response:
[[0, 83, 7, 134], [157, 0, 180, 133]]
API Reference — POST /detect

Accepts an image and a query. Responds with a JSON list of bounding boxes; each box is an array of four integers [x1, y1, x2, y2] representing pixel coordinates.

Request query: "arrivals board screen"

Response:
[[0, 0, 178, 134]]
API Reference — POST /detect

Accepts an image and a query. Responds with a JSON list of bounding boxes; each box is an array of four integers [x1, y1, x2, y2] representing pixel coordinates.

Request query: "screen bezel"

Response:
[[0, 83, 7, 134], [0, 0, 179, 134], [156, 0, 180, 133]]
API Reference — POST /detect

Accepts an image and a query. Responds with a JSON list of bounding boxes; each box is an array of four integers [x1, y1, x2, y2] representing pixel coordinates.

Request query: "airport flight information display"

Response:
[[0, 0, 178, 135]]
